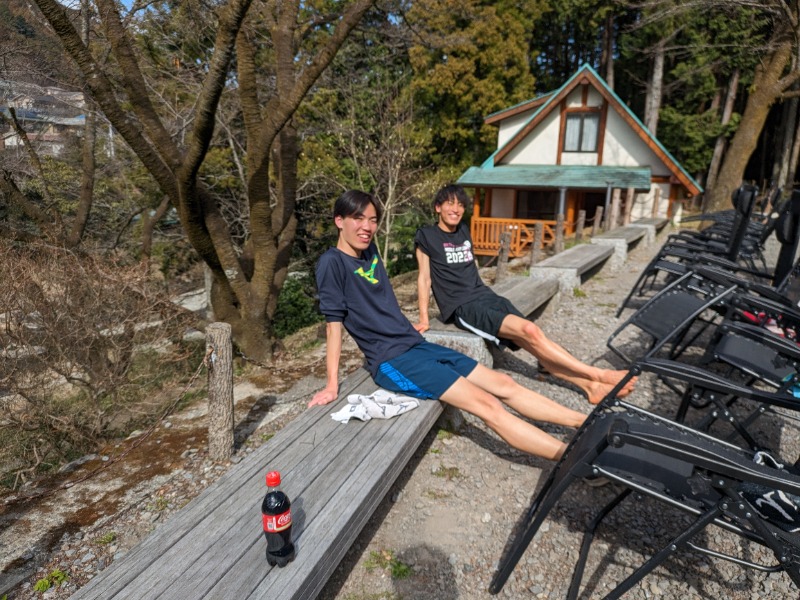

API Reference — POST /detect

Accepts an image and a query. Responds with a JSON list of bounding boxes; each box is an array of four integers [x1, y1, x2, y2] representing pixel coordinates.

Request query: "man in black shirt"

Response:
[[309, 190, 587, 461], [415, 185, 634, 404]]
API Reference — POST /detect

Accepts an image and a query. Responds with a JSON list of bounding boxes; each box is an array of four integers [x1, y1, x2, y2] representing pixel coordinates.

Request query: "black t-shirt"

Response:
[[316, 243, 423, 377], [415, 223, 495, 322]]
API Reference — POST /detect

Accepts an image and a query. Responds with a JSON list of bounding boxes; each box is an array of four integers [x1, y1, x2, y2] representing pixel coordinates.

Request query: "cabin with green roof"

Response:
[[458, 64, 702, 257]]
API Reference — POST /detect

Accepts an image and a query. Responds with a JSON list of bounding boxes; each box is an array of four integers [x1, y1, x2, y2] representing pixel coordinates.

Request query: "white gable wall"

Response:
[[565, 86, 603, 108], [503, 109, 560, 165], [602, 110, 670, 175], [497, 111, 535, 147]]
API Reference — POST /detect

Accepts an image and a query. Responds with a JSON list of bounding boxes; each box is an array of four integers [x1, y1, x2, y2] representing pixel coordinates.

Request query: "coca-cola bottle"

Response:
[[262, 471, 295, 567]]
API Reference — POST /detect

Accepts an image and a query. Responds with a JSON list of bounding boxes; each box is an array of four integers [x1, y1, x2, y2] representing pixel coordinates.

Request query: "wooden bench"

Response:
[[70, 368, 443, 600], [529, 243, 614, 292]]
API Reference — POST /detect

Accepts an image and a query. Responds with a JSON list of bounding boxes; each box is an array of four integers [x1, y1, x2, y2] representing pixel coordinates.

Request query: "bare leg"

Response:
[[438, 365, 586, 460], [498, 315, 635, 404]]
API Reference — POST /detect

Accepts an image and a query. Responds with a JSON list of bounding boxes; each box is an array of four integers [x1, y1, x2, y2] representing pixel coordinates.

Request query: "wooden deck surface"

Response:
[[70, 369, 443, 600]]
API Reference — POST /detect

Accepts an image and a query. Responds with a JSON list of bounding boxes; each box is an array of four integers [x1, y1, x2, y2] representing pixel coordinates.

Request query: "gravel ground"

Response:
[[4, 230, 798, 599]]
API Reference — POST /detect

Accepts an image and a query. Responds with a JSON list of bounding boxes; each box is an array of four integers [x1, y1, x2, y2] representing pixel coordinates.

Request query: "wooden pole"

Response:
[[496, 232, 511, 283], [623, 188, 635, 225], [592, 206, 604, 236], [529, 222, 543, 267], [555, 214, 565, 254], [575, 210, 586, 242], [206, 322, 234, 461], [609, 188, 621, 229], [652, 187, 662, 218]]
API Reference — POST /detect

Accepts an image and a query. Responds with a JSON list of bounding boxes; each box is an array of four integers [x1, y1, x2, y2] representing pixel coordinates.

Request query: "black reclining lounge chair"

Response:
[[607, 269, 739, 364], [617, 188, 800, 317], [489, 396, 800, 599]]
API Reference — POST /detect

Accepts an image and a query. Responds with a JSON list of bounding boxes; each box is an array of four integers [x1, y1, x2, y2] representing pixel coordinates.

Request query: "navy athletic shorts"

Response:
[[453, 294, 523, 350], [374, 341, 478, 400]]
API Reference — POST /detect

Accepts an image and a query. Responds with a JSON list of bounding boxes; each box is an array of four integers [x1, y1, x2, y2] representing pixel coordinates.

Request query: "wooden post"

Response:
[[592, 206, 604, 236], [206, 322, 234, 461], [555, 214, 565, 254], [575, 210, 586, 242], [529, 222, 543, 267], [609, 188, 621, 230], [623, 188, 635, 225], [496, 232, 511, 283], [651, 187, 662, 218]]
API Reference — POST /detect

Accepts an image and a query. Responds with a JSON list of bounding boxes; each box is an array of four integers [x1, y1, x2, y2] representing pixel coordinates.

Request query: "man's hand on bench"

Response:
[[309, 387, 338, 407], [413, 321, 430, 333]]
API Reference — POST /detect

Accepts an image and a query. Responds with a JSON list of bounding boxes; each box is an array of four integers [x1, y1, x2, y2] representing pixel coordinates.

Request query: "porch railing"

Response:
[[470, 217, 556, 257]]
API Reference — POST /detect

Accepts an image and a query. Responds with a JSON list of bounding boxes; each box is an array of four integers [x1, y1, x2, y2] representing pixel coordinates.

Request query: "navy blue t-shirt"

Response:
[[316, 243, 423, 377]]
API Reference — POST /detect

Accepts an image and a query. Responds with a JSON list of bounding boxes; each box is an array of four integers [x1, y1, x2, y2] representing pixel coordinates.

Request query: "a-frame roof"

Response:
[[479, 64, 702, 196]]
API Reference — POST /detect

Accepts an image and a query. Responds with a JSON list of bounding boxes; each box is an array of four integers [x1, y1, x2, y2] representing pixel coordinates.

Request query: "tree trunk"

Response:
[[706, 42, 795, 212], [776, 96, 799, 190], [33, 0, 377, 365], [66, 106, 97, 247], [601, 12, 615, 90], [65, 0, 96, 248], [141, 196, 171, 261], [644, 38, 665, 135], [706, 69, 740, 193], [787, 111, 800, 190]]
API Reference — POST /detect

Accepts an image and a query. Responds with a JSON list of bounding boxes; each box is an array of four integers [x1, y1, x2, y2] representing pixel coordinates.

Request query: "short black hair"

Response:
[[333, 190, 383, 221], [433, 184, 471, 209]]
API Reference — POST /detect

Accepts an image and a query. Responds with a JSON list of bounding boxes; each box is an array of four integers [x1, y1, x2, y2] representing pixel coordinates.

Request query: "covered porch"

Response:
[[459, 165, 653, 258]]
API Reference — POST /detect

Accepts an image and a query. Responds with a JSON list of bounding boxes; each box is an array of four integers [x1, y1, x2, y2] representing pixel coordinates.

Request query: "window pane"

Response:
[[581, 114, 599, 152], [564, 115, 581, 152]]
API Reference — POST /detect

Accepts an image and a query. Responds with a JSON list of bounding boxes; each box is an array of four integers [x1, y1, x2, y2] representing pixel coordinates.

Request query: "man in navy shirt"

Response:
[[309, 190, 586, 461], [415, 185, 634, 405]]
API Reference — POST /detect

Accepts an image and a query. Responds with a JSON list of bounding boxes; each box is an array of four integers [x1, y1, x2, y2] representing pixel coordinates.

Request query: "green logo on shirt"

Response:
[[354, 256, 379, 284]]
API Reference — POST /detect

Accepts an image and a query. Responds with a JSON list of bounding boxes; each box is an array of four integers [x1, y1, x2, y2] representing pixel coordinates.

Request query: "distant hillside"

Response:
[[0, 0, 79, 89]]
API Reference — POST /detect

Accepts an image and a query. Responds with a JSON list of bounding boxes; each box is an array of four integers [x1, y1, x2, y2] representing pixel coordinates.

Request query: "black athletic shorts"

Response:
[[453, 294, 523, 350]]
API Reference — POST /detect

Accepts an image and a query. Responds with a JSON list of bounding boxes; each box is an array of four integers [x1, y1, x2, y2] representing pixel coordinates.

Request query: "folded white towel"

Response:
[[331, 389, 420, 424]]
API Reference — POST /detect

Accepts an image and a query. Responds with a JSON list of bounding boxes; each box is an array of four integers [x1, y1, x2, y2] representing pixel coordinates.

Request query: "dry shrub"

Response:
[[0, 240, 199, 490]]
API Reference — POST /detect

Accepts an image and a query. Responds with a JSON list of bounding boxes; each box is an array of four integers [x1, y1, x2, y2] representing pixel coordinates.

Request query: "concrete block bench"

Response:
[[69, 368, 443, 600], [529, 244, 614, 293]]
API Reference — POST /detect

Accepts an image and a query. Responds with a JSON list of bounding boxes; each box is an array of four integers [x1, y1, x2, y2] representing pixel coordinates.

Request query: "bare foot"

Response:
[[598, 369, 636, 387], [583, 376, 636, 405]]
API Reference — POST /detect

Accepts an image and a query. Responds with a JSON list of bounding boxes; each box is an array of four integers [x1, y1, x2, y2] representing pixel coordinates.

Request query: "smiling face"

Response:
[[335, 202, 379, 257], [435, 196, 466, 232]]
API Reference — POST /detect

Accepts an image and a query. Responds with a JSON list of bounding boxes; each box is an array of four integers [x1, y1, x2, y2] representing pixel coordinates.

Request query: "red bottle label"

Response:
[[263, 509, 292, 532]]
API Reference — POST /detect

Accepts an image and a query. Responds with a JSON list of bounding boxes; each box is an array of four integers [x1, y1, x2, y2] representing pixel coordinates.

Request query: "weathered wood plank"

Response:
[[497, 276, 559, 316], [632, 217, 669, 230], [592, 225, 647, 244], [218, 401, 443, 600], [535, 244, 613, 273]]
